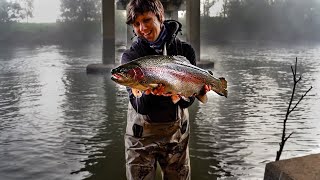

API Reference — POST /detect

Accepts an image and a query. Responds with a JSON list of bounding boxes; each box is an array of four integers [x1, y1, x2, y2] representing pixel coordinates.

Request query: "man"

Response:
[[121, 0, 208, 179]]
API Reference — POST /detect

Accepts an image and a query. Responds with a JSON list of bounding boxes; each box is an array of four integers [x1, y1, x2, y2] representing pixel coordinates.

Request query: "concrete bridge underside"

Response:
[[102, 0, 200, 64]]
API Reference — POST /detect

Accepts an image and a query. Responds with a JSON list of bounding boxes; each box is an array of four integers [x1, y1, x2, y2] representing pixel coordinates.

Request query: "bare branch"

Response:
[[289, 86, 313, 113], [284, 132, 294, 143], [296, 76, 302, 83], [275, 57, 312, 161]]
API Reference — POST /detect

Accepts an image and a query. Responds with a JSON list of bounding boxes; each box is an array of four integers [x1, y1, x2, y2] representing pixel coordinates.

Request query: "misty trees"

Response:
[[59, 0, 101, 22], [202, 0, 216, 17], [0, 0, 33, 22], [0, 0, 24, 22], [0, 0, 14, 22], [21, 0, 34, 22], [56, 0, 103, 42], [201, 0, 320, 42]]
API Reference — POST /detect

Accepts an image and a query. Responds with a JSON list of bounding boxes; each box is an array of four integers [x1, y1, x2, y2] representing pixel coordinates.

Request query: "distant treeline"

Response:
[[200, 0, 320, 42], [0, 22, 101, 45], [0, 0, 103, 45]]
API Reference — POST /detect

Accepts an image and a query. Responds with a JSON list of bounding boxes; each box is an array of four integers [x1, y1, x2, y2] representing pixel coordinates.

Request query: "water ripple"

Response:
[[1, 44, 320, 179]]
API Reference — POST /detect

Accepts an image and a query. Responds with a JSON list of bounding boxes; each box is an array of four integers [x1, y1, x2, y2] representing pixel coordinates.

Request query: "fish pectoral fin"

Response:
[[196, 94, 208, 104], [148, 84, 159, 88], [132, 88, 143, 98]]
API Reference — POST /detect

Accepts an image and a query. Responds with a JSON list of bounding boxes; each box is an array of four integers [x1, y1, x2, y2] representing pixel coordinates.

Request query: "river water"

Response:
[[0, 42, 319, 179]]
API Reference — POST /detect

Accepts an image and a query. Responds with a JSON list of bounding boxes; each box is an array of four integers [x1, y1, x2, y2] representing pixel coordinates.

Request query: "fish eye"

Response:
[[120, 69, 128, 73]]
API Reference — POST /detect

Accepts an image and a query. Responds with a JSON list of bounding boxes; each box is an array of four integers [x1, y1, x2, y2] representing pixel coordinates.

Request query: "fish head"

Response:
[[111, 63, 144, 87]]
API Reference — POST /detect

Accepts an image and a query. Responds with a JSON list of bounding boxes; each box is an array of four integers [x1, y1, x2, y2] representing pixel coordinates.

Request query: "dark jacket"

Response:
[[121, 20, 196, 122]]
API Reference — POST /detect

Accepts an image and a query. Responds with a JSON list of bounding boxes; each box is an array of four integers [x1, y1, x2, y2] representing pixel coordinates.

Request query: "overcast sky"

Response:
[[28, 0, 222, 23], [29, 0, 60, 23]]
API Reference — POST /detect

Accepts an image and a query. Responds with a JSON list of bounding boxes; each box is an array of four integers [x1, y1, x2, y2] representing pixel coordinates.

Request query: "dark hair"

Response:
[[126, 0, 164, 25]]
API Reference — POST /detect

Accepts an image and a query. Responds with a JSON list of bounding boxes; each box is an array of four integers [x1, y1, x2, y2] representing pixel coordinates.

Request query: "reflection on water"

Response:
[[0, 43, 319, 179]]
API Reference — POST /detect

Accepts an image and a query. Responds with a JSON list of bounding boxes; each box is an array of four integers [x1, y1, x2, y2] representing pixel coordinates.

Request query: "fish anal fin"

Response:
[[132, 89, 143, 98], [196, 94, 208, 104]]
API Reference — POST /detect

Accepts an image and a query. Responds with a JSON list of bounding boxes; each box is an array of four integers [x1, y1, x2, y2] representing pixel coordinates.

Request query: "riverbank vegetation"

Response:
[[1, 0, 320, 45]]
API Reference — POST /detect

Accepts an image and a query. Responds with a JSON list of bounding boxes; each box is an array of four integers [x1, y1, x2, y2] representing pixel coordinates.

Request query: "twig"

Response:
[[275, 57, 313, 161]]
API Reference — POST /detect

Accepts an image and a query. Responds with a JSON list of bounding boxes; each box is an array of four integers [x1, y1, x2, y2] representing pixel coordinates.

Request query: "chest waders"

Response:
[[125, 102, 190, 180]]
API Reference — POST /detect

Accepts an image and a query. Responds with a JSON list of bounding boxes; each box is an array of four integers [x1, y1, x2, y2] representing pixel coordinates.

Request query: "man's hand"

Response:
[[145, 84, 170, 96], [144, 84, 181, 104], [133, 84, 169, 97], [171, 94, 181, 104], [203, 84, 211, 94]]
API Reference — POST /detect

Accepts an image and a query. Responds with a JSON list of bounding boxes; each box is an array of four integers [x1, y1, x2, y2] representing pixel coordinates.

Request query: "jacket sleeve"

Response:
[[177, 42, 197, 109], [121, 48, 153, 115], [178, 96, 195, 109]]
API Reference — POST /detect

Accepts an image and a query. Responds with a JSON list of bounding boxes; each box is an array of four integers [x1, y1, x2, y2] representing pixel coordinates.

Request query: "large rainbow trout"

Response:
[[111, 55, 227, 103]]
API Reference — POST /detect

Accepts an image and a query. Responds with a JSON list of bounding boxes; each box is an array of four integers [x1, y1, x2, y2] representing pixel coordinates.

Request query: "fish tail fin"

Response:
[[220, 89, 228, 97], [209, 77, 228, 98], [219, 77, 227, 89], [219, 77, 228, 98]]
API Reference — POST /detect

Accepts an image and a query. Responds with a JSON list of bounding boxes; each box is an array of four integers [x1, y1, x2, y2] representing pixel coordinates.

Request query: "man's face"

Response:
[[132, 11, 163, 42]]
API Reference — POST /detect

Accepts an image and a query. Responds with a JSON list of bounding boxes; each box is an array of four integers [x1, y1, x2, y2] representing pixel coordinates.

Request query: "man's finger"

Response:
[[145, 89, 151, 95], [171, 95, 181, 104]]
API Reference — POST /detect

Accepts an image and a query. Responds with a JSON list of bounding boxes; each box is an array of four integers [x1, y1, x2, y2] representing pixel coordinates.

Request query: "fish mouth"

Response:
[[111, 73, 123, 81]]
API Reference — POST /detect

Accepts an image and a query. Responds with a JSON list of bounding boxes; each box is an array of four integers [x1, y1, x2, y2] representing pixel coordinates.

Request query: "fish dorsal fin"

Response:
[[172, 55, 191, 64]]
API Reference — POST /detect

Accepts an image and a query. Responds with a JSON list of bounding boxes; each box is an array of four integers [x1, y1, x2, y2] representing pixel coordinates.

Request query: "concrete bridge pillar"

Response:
[[186, 0, 200, 61], [102, 0, 115, 64], [166, 11, 178, 21]]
